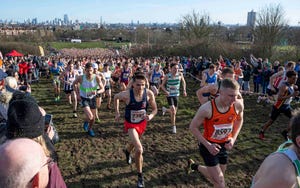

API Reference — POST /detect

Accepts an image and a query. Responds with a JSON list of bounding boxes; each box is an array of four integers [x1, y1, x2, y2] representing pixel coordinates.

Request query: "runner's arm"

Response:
[[146, 90, 157, 121]]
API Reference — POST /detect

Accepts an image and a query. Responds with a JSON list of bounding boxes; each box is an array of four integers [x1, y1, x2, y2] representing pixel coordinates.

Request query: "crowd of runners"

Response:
[[0, 53, 300, 187]]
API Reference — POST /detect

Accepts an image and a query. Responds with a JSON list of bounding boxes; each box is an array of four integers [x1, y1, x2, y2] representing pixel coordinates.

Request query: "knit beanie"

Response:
[[6, 92, 45, 139]]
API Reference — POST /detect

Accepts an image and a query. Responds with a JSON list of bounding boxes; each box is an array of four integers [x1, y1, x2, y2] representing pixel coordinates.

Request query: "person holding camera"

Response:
[[5, 91, 59, 162]]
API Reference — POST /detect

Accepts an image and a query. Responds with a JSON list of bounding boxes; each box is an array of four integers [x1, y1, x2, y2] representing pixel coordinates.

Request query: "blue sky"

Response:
[[1, 0, 299, 25]]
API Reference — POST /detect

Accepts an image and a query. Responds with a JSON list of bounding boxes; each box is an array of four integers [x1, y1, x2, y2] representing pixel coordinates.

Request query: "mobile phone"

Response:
[[45, 114, 53, 125]]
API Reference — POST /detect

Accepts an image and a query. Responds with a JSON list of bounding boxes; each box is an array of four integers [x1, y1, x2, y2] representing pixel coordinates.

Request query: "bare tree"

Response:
[[180, 10, 211, 41], [254, 3, 288, 57]]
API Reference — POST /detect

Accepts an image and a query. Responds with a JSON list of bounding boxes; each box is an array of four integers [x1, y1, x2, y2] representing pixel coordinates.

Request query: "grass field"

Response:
[[30, 76, 297, 188], [49, 41, 129, 50]]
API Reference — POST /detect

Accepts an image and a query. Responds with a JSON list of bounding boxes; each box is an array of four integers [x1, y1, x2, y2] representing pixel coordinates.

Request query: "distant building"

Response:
[[32, 18, 38, 25], [64, 14, 69, 25], [247, 10, 256, 27]]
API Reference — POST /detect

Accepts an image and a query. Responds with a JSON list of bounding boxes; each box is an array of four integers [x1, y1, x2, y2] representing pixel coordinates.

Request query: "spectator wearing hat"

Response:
[[5, 91, 58, 162]]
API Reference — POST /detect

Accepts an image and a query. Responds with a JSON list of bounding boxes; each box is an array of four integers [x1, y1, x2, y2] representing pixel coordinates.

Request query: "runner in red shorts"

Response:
[[114, 73, 157, 188]]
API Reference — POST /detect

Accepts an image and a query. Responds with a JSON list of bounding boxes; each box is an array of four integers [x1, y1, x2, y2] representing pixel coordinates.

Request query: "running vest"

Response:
[[63, 71, 76, 91], [151, 70, 162, 84], [166, 73, 180, 97], [125, 88, 148, 124], [121, 68, 130, 82], [274, 81, 294, 109], [50, 67, 61, 77], [79, 75, 98, 99], [103, 71, 111, 87], [277, 140, 300, 187], [205, 72, 218, 85], [203, 98, 238, 143]]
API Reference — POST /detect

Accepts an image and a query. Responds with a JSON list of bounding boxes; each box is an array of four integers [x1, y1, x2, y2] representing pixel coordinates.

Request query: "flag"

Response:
[[39, 46, 45, 56]]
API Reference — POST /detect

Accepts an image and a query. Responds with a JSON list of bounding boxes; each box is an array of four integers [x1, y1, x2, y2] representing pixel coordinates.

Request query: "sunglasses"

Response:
[[29, 158, 53, 188]]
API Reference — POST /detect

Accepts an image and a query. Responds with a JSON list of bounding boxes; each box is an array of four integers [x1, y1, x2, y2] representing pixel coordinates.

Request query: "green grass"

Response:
[[30, 76, 298, 187], [49, 41, 129, 50]]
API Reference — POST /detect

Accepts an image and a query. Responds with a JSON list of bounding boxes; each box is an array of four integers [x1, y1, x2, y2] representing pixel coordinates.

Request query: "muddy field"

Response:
[[32, 77, 295, 188]]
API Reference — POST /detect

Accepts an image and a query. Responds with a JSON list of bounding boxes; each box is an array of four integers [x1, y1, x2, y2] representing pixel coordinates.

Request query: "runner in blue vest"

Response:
[[252, 108, 300, 188], [161, 63, 187, 134], [114, 73, 157, 188]]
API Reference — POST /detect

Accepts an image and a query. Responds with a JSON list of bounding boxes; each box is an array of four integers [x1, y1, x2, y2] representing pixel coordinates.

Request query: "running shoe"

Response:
[[137, 175, 144, 188], [107, 104, 112, 110], [96, 119, 101, 123], [186, 159, 195, 174], [83, 122, 89, 132], [172, 126, 177, 134], [162, 107, 167, 116], [123, 149, 132, 164], [88, 129, 95, 137], [54, 97, 58, 102], [259, 131, 265, 140], [73, 113, 78, 118]]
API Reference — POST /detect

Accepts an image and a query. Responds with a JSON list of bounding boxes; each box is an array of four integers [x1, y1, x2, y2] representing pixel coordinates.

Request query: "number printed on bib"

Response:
[[130, 109, 146, 123], [211, 124, 233, 140]]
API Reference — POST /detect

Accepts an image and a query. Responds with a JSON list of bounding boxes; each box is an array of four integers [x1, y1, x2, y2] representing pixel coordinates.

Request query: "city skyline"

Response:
[[1, 0, 300, 26]]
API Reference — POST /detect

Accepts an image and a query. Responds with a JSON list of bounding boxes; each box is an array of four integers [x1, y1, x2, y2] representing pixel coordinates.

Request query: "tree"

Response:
[[253, 3, 288, 57], [180, 10, 211, 41]]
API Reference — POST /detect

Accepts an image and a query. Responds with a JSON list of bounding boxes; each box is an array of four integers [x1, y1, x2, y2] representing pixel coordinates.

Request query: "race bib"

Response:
[[153, 76, 160, 83], [211, 124, 233, 140], [130, 109, 146, 123]]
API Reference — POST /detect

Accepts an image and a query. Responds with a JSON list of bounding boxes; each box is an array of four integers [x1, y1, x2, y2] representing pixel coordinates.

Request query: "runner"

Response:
[[49, 61, 63, 102], [119, 61, 131, 91], [72, 62, 105, 137], [160, 63, 187, 134], [102, 63, 113, 109], [188, 78, 244, 188], [114, 73, 157, 188], [252, 108, 300, 187], [149, 63, 164, 96], [196, 67, 238, 106], [60, 60, 79, 118], [259, 70, 299, 140]]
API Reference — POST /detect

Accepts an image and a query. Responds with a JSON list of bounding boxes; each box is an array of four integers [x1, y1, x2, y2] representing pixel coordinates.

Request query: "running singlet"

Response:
[[63, 71, 76, 91], [277, 141, 300, 187], [274, 81, 294, 109], [79, 75, 98, 99], [151, 70, 162, 84], [166, 73, 180, 97], [203, 98, 238, 143], [50, 67, 61, 78], [120, 68, 130, 82], [103, 71, 111, 88], [125, 88, 148, 124], [205, 72, 218, 85]]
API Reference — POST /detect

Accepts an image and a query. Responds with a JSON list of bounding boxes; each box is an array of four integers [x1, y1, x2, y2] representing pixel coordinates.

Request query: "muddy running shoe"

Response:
[[123, 149, 132, 164], [259, 131, 264, 140], [186, 159, 195, 174], [137, 175, 144, 188], [162, 107, 167, 116], [281, 130, 289, 141], [83, 122, 89, 132], [88, 129, 95, 137]]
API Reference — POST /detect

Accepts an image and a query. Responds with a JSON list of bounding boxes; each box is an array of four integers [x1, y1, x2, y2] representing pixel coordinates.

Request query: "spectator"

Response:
[[0, 138, 50, 188], [5, 91, 58, 162]]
